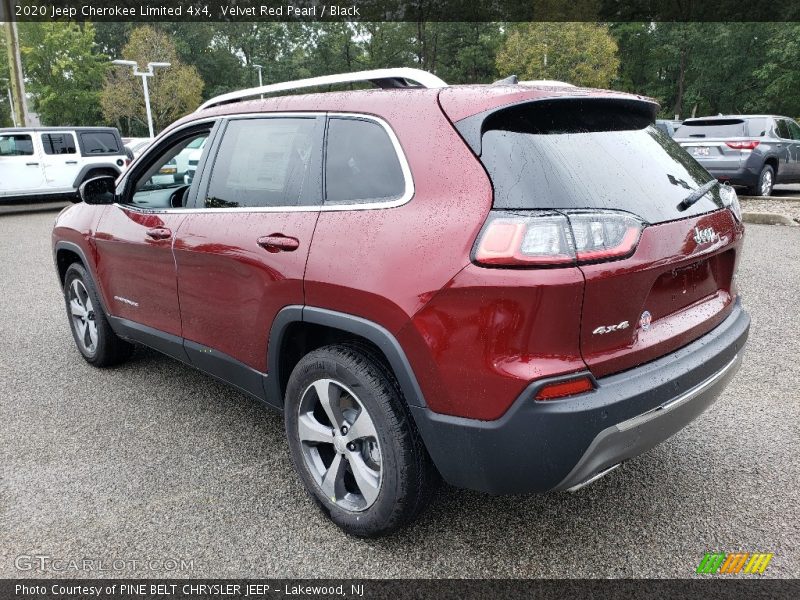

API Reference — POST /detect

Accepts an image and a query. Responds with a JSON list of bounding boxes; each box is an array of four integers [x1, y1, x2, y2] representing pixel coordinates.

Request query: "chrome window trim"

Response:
[[115, 111, 414, 215]]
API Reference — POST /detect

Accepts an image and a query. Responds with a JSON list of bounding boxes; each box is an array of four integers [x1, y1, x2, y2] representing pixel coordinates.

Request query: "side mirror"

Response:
[[79, 176, 117, 205]]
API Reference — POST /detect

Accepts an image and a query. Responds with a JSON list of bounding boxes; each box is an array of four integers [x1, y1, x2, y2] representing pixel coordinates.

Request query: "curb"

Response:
[[742, 212, 799, 226]]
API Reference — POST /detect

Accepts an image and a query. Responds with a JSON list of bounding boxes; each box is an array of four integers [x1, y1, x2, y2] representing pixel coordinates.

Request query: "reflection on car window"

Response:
[[205, 118, 317, 208], [325, 118, 405, 204], [42, 133, 77, 155], [786, 120, 800, 141], [79, 132, 120, 154], [129, 132, 209, 209], [0, 134, 34, 156]]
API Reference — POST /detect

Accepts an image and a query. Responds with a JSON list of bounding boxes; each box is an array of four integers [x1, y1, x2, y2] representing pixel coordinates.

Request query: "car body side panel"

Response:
[[398, 265, 587, 420], [174, 211, 319, 373], [303, 95, 495, 409]]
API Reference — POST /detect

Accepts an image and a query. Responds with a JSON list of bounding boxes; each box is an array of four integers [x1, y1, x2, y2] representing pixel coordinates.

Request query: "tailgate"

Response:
[[577, 208, 743, 378]]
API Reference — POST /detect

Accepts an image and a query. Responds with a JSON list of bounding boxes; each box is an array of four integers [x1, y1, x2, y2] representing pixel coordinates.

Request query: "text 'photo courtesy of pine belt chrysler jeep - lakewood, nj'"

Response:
[[51, 68, 750, 537]]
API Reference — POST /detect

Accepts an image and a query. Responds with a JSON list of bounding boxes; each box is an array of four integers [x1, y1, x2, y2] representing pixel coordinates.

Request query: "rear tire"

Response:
[[63, 263, 133, 367], [284, 344, 437, 537], [747, 164, 774, 196]]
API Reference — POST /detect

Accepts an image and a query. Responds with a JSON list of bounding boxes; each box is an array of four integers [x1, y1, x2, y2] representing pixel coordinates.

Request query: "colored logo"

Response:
[[639, 310, 652, 331], [696, 552, 774, 574]]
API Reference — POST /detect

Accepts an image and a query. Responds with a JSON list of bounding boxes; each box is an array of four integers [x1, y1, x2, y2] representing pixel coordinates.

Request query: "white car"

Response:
[[123, 137, 153, 159], [0, 127, 128, 201]]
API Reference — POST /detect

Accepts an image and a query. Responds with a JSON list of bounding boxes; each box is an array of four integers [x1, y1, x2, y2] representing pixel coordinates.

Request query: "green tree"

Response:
[[18, 22, 108, 126], [100, 26, 203, 136], [0, 27, 10, 127], [496, 22, 619, 88]]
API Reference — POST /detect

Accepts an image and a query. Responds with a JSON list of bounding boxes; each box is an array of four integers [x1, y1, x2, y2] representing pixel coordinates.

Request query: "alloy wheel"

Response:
[[761, 169, 773, 196], [68, 279, 98, 354], [297, 378, 383, 512]]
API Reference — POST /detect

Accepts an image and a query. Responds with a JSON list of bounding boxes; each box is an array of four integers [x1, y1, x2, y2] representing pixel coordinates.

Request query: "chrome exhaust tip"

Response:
[[565, 463, 621, 493]]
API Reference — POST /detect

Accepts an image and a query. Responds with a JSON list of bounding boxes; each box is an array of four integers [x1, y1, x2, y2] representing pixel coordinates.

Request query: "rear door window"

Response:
[[205, 117, 321, 208], [324, 117, 405, 204], [675, 119, 746, 138], [787, 120, 800, 140], [41, 133, 77, 155], [79, 131, 121, 155], [479, 100, 724, 224]]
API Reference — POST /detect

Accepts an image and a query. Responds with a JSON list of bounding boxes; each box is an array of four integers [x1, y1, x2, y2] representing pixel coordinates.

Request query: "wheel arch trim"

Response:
[[266, 306, 428, 409], [53, 240, 112, 316]]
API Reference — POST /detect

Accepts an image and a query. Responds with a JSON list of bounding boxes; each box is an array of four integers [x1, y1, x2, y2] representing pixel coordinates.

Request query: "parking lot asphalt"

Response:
[[1, 211, 798, 579]]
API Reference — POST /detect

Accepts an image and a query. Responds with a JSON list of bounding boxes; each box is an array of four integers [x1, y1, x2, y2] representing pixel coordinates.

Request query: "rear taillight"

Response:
[[474, 210, 644, 267], [725, 140, 760, 150], [535, 375, 595, 400]]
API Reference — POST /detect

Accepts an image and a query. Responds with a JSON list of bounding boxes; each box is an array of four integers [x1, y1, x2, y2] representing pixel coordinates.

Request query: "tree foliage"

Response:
[[18, 22, 107, 126], [100, 26, 203, 136], [496, 22, 620, 88]]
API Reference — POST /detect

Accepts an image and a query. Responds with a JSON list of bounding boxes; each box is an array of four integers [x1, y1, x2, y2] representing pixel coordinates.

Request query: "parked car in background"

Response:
[[53, 69, 749, 537], [0, 127, 128, 202], [182, 137, 206, 183], [674, 115, 800, 196], [655, 119, 682, 137], [123, 137, 153, 159]]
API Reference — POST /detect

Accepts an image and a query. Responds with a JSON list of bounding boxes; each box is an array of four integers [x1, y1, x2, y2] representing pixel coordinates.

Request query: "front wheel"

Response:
[[284, 344, 436, 537], [63, 263, 133, 367]]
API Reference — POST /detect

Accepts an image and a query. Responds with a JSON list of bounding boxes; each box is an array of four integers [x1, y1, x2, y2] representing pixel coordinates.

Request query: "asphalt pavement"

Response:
[[1, 211, 798, 578]]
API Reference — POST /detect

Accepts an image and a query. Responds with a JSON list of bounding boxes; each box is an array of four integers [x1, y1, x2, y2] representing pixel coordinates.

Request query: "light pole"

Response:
[[112, 59, 171, 138], [253, 64, 264, 99]]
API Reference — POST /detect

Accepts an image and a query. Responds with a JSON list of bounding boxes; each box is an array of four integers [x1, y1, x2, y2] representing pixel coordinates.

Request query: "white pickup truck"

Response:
[[0, 127, 129, 202]]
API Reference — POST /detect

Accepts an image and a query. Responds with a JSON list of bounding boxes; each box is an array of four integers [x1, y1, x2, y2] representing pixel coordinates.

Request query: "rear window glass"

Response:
[[479, 100, 724, 224], [79, 131, 120, 154], [42, 133, 76, 155], [775, 120, 792, 139], [325, 118, 405, 204], [0, 134, 33, 156], [676, 118, 768, 138]]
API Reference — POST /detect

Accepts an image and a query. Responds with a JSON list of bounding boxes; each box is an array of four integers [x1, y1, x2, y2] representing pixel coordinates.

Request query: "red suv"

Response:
[[53, 69, 750, 537]]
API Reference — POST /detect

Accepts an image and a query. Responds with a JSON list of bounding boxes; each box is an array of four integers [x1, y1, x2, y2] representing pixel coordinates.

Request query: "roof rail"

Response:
[[197, 68, 448, 112], [519, 80, 576, 87]]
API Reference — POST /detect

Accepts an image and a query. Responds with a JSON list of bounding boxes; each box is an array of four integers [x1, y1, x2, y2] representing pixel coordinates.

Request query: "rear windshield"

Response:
[[676, 118, 768, 138], [479, 100, 725, 224]]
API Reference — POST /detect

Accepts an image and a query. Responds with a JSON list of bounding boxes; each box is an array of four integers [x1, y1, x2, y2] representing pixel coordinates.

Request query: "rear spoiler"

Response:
[[454, 95, 660, 156]]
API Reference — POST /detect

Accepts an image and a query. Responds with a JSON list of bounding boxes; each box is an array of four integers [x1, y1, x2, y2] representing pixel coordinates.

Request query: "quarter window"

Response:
[[775, 120, 792, 139], [0, 134, 34, 156], [79, 131, 120, 154], [205, 118, 318, 208], [787, 120, 800, 141], [324, 118, 405, 204], [41, 133, 77, 155]]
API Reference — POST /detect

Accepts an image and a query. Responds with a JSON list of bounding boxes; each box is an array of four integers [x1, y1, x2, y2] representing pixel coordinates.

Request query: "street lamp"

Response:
[[252, 64, 264, 99], [112, 59, 171, 138]]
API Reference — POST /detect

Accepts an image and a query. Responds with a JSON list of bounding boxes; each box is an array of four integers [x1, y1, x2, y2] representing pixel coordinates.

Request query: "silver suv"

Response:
[[674, 115, 800, 196]]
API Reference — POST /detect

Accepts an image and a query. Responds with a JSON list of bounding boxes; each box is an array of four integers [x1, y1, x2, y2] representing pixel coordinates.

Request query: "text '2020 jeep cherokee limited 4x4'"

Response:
[[52, 69, 750, 537]]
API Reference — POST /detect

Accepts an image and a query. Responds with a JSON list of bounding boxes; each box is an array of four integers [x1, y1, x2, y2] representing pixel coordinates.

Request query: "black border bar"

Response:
[[3, 0, 800, 22]]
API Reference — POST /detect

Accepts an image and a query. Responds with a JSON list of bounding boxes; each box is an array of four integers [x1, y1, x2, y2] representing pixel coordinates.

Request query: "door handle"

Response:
[[26, 162, 39, 166], [65, 160, 78, 165], [146, 227, 172, 240], [257, 234, 300, 253]]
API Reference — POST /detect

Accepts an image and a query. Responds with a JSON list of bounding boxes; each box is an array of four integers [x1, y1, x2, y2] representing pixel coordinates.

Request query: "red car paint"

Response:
[[53, 83, 744, 423]]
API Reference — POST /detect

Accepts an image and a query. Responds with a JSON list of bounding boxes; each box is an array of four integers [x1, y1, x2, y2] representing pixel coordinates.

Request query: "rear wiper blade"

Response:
[[680, 179, 719, 210]]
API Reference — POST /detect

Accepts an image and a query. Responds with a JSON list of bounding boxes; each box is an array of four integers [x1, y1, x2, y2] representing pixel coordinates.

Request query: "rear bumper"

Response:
[[411, 299, 750, 494], [699, 162, 761, 187]]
